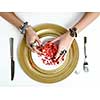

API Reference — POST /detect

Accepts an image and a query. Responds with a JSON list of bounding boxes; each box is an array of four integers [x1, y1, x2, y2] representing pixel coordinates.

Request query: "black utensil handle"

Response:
[[9, 38, 14, 59], [84, 36, 87, 58], [11, 59, 15, 80], [84, 36, 87, 44]]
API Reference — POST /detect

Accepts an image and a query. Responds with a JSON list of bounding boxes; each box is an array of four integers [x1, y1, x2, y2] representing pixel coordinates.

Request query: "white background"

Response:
[[0, 1, 100, 100]]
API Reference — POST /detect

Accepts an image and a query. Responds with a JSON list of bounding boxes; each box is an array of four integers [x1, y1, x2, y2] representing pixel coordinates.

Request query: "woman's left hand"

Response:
[[51, 31, 74, 59]]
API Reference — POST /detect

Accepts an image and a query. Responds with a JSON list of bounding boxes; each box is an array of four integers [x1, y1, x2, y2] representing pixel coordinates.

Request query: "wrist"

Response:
[[25, 25, 36, 35], [26, 25, 32, 32], [67, 32, 75, 41], [73, 25, 80, 33]]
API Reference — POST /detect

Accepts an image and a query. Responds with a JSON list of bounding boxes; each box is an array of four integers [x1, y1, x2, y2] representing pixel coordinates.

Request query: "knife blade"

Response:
[[9, 37, 15, 81]]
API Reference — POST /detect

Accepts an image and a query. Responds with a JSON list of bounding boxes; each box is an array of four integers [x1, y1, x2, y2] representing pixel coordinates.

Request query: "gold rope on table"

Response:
[[18, 23, 79, 83]]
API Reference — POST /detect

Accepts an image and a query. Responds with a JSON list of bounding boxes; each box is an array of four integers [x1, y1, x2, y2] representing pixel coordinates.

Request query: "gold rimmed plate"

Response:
[[18, 23, 79, 83]]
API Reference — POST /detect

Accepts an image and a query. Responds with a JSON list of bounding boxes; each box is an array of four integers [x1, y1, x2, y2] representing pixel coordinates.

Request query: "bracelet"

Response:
[[19, 22, 28, 34], [69, 27, 77, 37]]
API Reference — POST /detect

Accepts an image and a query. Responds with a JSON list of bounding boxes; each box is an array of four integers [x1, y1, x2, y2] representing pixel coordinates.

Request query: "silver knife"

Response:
[[9, 38, 15, 81]]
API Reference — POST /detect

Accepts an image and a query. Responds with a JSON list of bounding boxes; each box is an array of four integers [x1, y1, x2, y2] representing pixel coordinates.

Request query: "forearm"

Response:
[[0, 12, 23, 29], [74, 12, 100, 33]]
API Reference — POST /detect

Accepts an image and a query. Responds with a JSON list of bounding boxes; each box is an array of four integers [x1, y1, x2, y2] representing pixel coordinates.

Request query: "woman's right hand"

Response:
[[25, 26, 42, 54]]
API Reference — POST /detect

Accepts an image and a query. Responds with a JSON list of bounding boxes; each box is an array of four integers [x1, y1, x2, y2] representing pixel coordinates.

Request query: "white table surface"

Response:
[[0, 12, 100, 88]]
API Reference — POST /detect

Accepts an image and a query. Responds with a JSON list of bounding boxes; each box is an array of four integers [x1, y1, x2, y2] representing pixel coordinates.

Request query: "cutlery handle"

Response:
[[84, 36, 87, 44], [11, 59, 15, 80], [9, 38, 14, 59], [84, 36, 87, 58]]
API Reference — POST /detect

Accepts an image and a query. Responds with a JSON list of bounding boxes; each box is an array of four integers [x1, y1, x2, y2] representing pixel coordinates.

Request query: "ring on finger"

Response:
[[60, 49, 67, 55], [30, 42, 37, 48]]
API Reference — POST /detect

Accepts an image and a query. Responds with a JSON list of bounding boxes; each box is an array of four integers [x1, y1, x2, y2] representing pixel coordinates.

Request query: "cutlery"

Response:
[[9, 37, 15, 80], [83, 36, 89, 72], [75, 36, 89, 74]]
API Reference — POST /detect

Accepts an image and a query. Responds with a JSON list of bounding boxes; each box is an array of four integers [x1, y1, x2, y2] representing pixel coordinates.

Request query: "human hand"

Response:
[[51, 31, 74, 60], [25, 26, 42, 54]]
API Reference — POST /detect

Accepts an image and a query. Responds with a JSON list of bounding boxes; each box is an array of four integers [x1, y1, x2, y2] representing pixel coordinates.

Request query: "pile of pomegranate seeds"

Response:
[[36, 41, 65, 65], [41, 41, 58, 58]]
